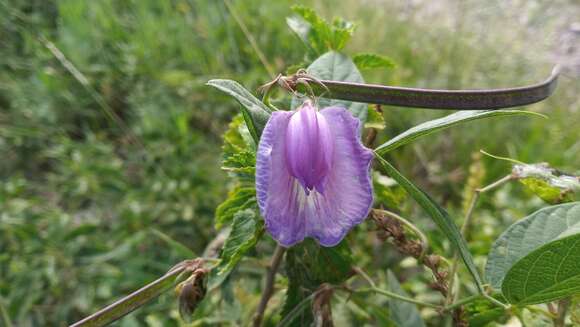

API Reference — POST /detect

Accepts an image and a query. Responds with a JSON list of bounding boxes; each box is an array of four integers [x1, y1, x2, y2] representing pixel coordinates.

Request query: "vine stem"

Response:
[[252, 245, 286, 327], [446, 175, 513, 306], [554, 298, 571, 327], [352, 267, 441, 309]]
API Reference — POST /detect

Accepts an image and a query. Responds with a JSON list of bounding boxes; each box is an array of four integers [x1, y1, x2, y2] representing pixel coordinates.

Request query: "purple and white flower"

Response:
[[256, 100, 374, 247]]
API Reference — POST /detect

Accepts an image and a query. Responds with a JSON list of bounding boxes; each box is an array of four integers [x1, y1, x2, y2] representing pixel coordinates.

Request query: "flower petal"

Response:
[[256, 106, 373, 247]]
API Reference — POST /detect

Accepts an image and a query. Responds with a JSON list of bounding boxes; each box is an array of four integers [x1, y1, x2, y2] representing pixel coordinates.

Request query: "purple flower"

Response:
[[256, 100, 374, 247]]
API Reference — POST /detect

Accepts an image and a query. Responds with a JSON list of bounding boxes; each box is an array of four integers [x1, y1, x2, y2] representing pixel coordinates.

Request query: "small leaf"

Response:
[[387, 271, 426, 327], [282, 239, 352, 326], [485, 202, 580, 291], [207, 79, 272, 143], [374, 155, 484, 291], [375, 110, 545, 155], [210, 209, 264, 288], [214, 186, 256, 229], [222, 114, 256, 181], [353, 53, 396, 70], [293, 51, 367, 123], [288, 5, 355, 55]]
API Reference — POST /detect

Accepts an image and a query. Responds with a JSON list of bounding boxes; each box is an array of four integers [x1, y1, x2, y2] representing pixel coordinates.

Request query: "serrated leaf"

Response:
[[287, 5, 355, 55], [214, 186, 256, 229], [374, 155, 484, 291], [207, 79, 272, 143], [222, 114, 256, 181], [353, 53, 396, 70], [375, 110, 544, 155], [210, 209, 264, 288], [292, 51, 367, 123], [282, 239, 352, 326], [387, 271, 426, 327], [486, 202, 580, 291]]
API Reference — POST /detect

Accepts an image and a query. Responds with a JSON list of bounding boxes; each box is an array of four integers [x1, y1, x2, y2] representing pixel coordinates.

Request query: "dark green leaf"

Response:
[[207, 79, 272, 143], [210, 209, 264, 288], [375, 110, 544, 155], [387, 271, 426, 327], [293, 51, 367, 123], [502, 233, 580, 304], [485, 202, 580, 290], [282, 239, 352, 326], [353, 53, 396, 70], [214, 186, 256, 229], [374, 155, 484, 291]]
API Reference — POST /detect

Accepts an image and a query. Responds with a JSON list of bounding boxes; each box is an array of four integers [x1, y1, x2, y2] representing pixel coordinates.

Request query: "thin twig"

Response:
[[253, 245, 286, 327], [446, 175, 513, 305]]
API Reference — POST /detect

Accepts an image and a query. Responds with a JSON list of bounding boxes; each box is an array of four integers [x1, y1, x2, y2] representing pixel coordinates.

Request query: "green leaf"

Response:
[[353, 53, 396, 70], [502, 233, 580, 304], [214, 186, 256, 229], [287, 5, 355, 55], [485, 202, 580, 291], [387, 271, 426, 327], [375, 110, 545, 155], [483, 202, 580, 304], [374, 155, 484, 291], [293, 51, 367, 123], [282, 239, 352, 326], [222, 114, 256, 181], [211, 209, 264, 288], [207, 79, 272, 143]]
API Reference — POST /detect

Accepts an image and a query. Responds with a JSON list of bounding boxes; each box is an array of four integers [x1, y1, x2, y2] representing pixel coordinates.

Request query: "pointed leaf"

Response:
[[374, 155, 484, 291], [375, 110, 545, 155], [207, 79, 272, 143]]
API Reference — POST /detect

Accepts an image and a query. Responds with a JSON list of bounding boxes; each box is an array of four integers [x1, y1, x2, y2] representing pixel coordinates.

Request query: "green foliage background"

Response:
[[1, 0, 578, 326]]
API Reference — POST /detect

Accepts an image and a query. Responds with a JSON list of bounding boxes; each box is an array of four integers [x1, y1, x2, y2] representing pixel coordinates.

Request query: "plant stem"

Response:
[[444, 294, 481, 311], [446, 175, 513, 305], [252, 245, 286, 327], [69, 260, 201, 327], [355, 287, 441, 309], [554, 298, 571, 327]]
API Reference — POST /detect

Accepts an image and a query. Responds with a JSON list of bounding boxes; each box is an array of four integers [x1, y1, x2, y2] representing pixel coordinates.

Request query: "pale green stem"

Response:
[[446, 175, 513, 305]]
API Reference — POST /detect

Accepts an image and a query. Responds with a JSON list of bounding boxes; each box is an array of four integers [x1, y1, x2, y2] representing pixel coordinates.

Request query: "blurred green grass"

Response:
[[0, 0, 578, 325]]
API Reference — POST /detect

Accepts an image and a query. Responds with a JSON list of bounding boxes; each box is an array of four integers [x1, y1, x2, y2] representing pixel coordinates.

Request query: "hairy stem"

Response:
[[252, 245, 286, 327]]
